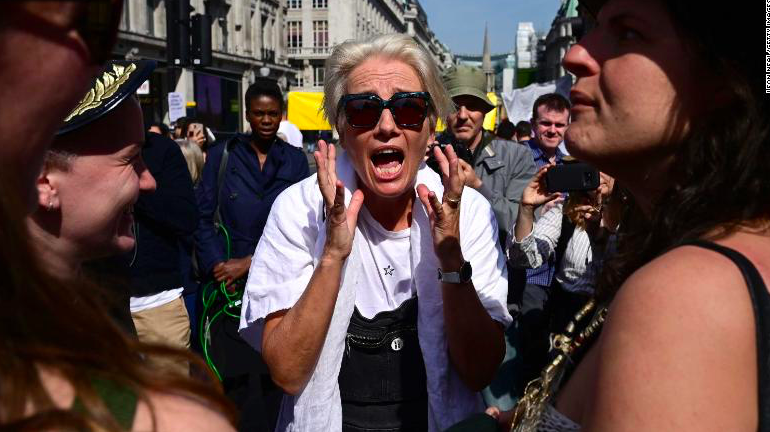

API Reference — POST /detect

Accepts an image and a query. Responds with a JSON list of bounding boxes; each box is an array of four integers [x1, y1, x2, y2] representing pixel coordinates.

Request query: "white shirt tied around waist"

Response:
[[238, 150, 512, 432]]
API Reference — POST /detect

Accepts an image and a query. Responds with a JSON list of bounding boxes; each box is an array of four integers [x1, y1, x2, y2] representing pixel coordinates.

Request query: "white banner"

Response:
[[167, 92, 186, 123], [501, 75, 573, 124]]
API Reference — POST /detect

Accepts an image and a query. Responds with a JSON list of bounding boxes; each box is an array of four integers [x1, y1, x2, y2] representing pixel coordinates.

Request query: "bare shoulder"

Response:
[[132, 391, 235, 432], [582, 239, 762, 431]]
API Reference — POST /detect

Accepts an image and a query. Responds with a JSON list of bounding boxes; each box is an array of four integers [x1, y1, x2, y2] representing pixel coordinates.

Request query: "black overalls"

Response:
[[337, 296, 428, 431]]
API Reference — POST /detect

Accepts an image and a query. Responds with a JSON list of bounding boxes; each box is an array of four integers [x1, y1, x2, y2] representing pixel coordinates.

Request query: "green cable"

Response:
[[198, 223, 246, 381]]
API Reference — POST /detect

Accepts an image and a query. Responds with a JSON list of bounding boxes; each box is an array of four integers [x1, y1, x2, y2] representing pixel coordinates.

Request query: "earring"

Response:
[[47, 200, 53, 211]]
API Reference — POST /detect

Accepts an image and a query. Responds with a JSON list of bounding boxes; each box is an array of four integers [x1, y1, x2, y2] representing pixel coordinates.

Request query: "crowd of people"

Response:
[[0, 0, 768, 431]]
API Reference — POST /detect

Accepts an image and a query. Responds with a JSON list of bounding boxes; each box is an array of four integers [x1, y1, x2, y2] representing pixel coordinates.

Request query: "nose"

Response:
[[562, 38, 600, 78], [374, 105, 398, 136], [139, 167, 156, 193], [456, 105, 469, 120]]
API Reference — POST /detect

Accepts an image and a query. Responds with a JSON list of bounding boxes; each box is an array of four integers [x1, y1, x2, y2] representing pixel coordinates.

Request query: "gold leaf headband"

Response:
[[64, 63, 137, 122]]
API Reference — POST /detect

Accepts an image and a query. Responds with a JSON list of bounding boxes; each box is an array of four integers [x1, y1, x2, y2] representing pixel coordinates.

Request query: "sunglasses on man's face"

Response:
[[339, 92, 432, 129]]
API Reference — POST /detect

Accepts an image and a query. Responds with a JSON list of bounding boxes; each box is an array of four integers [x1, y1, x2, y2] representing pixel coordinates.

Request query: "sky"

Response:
[[418, 0, 563, 55]]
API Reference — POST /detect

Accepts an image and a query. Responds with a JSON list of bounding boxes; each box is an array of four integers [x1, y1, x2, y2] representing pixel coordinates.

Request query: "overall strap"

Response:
[[681, 240, 770, 431]]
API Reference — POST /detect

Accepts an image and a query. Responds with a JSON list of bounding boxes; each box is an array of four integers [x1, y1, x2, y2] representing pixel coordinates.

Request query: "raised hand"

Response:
[[314, 140, 364, 262], [416, 144, 465, 268], [521, 164, 560, 211], [458, 159, 483, 190]]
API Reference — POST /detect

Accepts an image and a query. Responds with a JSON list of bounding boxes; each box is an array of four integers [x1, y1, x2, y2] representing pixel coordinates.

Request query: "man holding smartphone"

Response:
[[515, 92, 572, 393]]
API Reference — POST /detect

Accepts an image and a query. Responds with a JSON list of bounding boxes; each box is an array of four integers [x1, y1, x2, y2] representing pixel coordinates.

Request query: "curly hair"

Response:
[[594, 0, 770, 301]]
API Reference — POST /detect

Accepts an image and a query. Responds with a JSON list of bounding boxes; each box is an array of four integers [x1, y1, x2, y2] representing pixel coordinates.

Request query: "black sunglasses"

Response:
[[339, 92, 432, 129]]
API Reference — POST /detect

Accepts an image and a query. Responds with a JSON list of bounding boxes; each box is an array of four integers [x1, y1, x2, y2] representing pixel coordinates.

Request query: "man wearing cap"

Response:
[[440, 65, 536, 244]]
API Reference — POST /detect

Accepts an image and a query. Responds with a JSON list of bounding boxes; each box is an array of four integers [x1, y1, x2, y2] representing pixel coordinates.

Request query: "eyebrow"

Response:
[[606, 12, 650, 30]]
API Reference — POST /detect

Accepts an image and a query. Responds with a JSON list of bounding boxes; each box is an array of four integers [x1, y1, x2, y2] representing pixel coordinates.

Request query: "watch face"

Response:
[[460, 261, 472, 282]]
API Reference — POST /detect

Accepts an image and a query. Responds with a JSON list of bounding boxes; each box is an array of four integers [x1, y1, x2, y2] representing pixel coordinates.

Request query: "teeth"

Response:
[[374, 163, 402, 175], [376, 148, 400, 155]]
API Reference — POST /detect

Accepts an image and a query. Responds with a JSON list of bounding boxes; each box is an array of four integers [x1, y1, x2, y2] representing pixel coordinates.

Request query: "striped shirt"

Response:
[[523, 139, 565, 287], [508, 204, 609, 295]]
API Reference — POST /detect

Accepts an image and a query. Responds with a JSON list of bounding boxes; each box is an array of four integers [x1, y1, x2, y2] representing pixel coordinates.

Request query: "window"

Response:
[[288, 0, 302, 8], [313, 20, 328, 53], [287, 21, 302, 50], [313, 64, 325, 87], [312, 0, 327, 8], [145, 0, 154, 35]]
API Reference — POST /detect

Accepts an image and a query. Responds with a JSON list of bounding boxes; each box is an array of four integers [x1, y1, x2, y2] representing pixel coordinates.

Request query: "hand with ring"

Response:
[[416, 144, 466, 267]]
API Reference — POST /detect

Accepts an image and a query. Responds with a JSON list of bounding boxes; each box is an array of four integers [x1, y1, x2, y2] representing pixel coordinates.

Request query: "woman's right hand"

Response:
[[314, 140, 364, 263], [521, 164, 560, 212]]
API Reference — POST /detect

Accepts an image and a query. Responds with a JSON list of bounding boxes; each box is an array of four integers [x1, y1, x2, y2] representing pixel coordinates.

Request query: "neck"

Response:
[[250, 134, 275, 154], [617, 158, 673, 218], [538, 142, 557, 160], [466, 130, 485, 152], [359, 182, 415, 231], [26, 215, 83, 280]]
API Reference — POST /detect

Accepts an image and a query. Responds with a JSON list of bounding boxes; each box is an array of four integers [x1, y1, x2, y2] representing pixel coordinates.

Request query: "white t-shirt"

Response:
[[355, 206, 415, 319], [129, 287, 184, 313]]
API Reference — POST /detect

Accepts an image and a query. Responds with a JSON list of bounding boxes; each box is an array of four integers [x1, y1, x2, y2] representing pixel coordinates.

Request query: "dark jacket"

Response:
[[129, 132, 199, 297], [195, 134, 310, 276]]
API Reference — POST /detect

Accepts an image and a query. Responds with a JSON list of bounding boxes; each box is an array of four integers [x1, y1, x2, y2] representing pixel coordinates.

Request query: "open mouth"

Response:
[[370, 148, 404, 177]]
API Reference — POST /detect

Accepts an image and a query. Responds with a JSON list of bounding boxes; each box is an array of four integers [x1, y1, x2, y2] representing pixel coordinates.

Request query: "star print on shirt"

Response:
[[383, 265, 395, 276]]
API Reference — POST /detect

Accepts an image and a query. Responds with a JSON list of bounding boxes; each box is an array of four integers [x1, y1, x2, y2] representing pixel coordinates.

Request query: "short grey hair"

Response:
[[322, 33, 453, 132]]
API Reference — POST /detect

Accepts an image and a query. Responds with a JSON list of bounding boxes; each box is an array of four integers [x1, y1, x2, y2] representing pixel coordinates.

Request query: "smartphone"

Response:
[[188, 122, 203, 137], [546, 163, 600, 193]]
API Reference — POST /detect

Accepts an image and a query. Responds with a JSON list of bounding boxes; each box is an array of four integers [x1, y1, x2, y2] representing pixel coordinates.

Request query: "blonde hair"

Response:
[[175, 139, 204, 184], [322, 33, 453, 132]]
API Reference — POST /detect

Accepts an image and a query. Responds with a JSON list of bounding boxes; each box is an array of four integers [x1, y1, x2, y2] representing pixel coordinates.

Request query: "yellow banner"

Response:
[[289, 91, 498, 132], [287, 92, 332, 130]]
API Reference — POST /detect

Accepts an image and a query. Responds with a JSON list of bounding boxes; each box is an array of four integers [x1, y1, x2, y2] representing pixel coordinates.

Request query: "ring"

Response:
[[444, 196, 461, 205]]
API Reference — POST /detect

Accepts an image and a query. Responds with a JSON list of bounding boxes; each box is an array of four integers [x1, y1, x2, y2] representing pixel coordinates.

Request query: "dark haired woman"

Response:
[[488, 0, 770, 430], [195, 78, 309, 430]]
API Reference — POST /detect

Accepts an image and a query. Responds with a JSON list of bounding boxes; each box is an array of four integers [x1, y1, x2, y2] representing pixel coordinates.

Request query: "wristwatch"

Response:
[[437, 260, 472, 284]]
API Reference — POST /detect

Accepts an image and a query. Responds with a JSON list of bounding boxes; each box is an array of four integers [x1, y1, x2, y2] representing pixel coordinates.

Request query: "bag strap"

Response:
[[553, 214, 576, 274], [213, 137, 234, 227], [681, 240, 770, 431]]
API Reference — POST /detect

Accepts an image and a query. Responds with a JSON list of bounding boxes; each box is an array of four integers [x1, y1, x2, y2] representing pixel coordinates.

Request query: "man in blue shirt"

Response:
[[517, 93, 570, 391], [195, 78, 309, 431]]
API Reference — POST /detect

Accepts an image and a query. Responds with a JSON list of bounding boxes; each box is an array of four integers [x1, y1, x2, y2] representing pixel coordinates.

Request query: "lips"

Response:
[[570, 90, 596, 109], [370, 147, 404, 180]]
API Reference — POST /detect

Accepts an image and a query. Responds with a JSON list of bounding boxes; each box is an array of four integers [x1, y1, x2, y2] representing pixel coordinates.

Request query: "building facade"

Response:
[[285, 0, 453, 91], [116, 0, 451, 133], [116, 0, 295, 133], [538, 0, 589, 82]]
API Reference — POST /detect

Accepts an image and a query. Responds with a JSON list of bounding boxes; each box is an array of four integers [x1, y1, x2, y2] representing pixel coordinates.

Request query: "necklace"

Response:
[[509, 298, 608, 432]]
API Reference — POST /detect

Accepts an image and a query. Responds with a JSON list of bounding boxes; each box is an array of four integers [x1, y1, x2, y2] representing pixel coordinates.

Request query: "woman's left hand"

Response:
[[416, 144, 466, 268]]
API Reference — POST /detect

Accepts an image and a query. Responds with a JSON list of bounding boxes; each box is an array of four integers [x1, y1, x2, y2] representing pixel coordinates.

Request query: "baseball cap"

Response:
[[441, 65, 495, 113]]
